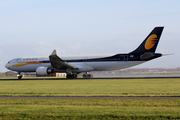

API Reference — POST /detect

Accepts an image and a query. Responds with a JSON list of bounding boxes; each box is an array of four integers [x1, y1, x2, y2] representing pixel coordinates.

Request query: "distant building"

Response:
[[4, 71, 17, 76]]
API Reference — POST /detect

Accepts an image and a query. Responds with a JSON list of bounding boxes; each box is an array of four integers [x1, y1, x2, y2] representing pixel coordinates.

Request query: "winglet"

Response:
[[51, 50, 56, 55]]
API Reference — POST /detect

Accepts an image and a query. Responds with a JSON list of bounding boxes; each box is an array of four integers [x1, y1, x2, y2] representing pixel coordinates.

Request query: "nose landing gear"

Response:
[[17, 72, 23, 79]]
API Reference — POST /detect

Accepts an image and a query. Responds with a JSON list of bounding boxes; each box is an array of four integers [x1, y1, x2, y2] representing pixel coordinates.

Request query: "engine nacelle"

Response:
[[36, 67, 53, 76]]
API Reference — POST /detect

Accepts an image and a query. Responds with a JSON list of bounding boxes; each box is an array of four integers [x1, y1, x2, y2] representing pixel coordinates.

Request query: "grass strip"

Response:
[[0, 99, 180, 119], [0, 78, 180, 96]]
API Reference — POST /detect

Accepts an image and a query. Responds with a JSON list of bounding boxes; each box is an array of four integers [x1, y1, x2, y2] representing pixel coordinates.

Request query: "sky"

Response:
[[0, 0, 180, 72]]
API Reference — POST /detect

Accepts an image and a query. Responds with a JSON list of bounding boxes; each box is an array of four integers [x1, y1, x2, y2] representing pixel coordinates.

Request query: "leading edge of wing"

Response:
[[49, 50, 77, 70]]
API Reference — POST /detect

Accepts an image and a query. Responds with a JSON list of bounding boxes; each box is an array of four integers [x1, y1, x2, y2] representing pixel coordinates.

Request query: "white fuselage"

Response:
[[5, 55, 145, 73]]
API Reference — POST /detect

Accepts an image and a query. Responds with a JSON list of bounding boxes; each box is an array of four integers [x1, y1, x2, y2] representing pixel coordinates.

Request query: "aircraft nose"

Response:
[[5, 62, 11, 69]]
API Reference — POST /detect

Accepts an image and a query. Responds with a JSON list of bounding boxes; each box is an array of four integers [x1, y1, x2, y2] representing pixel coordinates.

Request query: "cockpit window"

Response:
[[8, 61, 10, 64]]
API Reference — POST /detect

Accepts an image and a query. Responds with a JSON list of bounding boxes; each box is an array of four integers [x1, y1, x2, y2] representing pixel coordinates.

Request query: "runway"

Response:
[[1, 76, 180, 81], [0, 96, 180, 99]]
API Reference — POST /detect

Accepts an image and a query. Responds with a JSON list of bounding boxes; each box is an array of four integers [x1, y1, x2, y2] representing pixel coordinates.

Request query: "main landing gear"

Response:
[[17, 72, 23, 79], [66, 73, 77, 79], [66, 72, 93, 79], [83, 72, 93, 78]]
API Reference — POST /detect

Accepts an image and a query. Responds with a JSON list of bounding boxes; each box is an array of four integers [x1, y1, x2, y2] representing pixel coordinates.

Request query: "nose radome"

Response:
[[5, 63, 10, 69], [5, 64, 8, 69]]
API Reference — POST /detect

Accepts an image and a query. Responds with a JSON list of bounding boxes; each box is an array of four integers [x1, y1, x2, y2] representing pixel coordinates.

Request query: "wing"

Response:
[[49, 50, 77, 70]]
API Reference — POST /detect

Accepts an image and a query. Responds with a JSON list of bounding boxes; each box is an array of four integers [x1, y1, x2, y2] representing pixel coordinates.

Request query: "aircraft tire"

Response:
[[66, 74, 77, 79], [18, 75, 22, 79], [83, 74, 93, 78]]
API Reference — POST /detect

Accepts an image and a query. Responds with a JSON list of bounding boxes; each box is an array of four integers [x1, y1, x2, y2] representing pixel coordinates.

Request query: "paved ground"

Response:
[[0, 76, 180, 81], [0, 96, 180, 99]]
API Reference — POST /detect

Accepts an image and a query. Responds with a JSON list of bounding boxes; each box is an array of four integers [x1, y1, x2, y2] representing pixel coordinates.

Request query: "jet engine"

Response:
[[36, 67, 53, 76]]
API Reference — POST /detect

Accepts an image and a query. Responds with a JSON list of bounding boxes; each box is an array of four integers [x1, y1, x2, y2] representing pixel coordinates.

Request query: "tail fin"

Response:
[[130, 27, 164, 54]]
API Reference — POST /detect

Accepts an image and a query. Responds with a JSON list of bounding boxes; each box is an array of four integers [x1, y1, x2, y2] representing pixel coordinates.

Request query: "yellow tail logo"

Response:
[[145, 34, 158, 50]]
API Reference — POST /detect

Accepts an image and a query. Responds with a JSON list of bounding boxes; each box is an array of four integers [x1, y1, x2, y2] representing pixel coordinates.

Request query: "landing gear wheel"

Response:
[[83, 73, 93, 78], [66, 74, 78, 79], [18, 75, 22, 79], [73, 74, 77, 79], [17, 72, 22, 79]]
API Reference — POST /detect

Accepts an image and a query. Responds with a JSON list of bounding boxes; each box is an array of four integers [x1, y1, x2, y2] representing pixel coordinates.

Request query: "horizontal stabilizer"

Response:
[[162, 53, 174, 56]]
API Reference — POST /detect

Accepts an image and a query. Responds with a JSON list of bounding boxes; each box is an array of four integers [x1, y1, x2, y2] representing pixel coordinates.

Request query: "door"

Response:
[[124, 55, 128, 61]]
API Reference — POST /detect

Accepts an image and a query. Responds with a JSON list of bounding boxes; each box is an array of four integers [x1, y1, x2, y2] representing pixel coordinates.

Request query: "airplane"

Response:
[[5, 27, 164, 79]]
